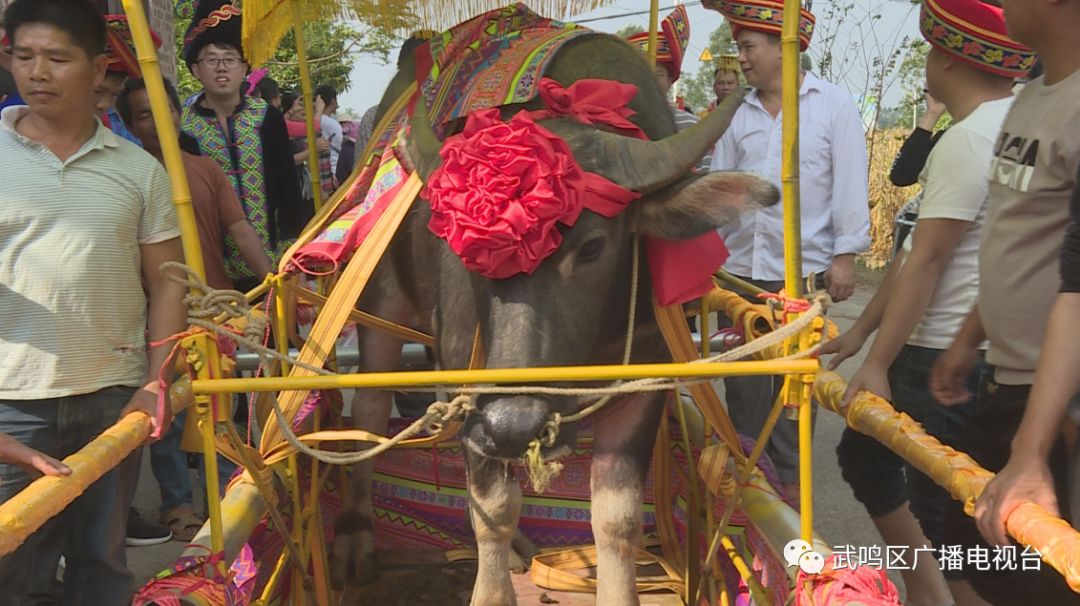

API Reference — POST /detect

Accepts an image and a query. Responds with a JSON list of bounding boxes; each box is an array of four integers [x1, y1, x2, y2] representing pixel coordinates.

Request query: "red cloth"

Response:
[[426, 77, 730, 305], [426, 107, 639, 279], [285, 118, 322, 139]]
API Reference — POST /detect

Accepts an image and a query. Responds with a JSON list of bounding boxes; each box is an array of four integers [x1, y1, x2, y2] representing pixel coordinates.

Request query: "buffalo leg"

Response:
[[331, 329, 404, 590], [466, 451, 521, 606], [590, 393, 665, 606]]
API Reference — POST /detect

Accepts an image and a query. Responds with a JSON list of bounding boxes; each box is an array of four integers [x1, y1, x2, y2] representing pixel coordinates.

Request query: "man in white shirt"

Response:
[[708, 0, 871, 499], [315, 82, 344, 177]]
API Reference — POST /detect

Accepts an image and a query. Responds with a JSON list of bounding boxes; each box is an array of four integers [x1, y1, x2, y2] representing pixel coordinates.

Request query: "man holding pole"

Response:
[[931, 0, 1080, 602], [707, 0, 871, 501], [0, 1, 186, 603]]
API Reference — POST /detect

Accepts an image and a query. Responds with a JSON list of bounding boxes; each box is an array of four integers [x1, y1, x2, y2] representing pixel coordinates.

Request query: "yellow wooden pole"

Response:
[[778, 0, 813, 546], [196, 336, 228, 575], [292, 0, 324, 212], [121, 0, 205, 283], [191, 360, 820, 394], [780, 0, 803, 298], [647, 0, 660, 67], [816, 370, 1080, 591], [0, 414, 150, 556]]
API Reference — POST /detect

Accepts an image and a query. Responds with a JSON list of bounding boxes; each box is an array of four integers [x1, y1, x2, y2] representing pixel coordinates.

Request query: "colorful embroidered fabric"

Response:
[[182, 97, 277, 281], [625, 5, 691, 81], [104, 15, 162, 77], [132, 545, 253, 606], [708, 0, 816, 51], [919, 0, 1035, 78], [292, 134, 408, 271], [417, 3, 591, 138]]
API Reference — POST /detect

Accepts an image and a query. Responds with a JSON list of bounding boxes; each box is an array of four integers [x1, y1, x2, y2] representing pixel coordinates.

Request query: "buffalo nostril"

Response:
[[466, 396, 551, 458]]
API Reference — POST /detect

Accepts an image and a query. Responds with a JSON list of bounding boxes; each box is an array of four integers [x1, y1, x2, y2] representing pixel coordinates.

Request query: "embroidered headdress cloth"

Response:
[[625, 5, 692, 81], [715, 54, 740, 75], [920, 0, 1035, 78], [104, 15, 162, 78], [710, 0, 816, 51], [182, 0, 242, 66]]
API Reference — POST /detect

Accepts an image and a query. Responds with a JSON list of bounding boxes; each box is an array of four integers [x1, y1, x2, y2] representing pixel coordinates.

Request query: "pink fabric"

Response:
[[285, 118, 322, 139]]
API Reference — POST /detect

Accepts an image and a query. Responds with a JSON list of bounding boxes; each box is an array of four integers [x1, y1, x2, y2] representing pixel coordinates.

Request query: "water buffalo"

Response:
[[330, 30, 778, 606]]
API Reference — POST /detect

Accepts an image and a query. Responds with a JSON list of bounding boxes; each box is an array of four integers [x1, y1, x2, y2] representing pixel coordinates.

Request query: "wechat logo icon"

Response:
[[784, 539, 825, 575]]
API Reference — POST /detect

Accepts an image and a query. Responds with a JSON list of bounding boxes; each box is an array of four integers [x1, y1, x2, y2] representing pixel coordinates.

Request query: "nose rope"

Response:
[[521, 236, 641, 493]]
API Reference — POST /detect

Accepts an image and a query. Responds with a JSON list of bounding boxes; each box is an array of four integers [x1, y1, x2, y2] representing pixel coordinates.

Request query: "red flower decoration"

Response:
[[426, 108, 595, 279]]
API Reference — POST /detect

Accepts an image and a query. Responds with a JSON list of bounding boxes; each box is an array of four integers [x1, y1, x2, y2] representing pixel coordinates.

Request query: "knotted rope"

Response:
[[160, 261, 827, 475]]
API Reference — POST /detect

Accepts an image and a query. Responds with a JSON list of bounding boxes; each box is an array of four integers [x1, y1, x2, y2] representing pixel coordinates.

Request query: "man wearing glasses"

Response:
[[180, 0, 307, 292]]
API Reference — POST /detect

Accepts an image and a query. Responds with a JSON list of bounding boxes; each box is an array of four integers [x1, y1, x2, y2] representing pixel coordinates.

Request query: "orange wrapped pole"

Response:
[[0, 414, 151, 556], [703, 287, 776, 340], [816, 370, 1080, 591]]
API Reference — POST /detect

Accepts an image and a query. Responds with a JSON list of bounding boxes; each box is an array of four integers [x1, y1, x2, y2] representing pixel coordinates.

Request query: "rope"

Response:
[[523, 236, 641, 492], [268, 393, 475, 466], [160, 260, 827, 469]]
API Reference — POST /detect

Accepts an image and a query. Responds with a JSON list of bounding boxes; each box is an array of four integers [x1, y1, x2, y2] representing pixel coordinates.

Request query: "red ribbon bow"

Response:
[[425, 77, 729, 305]]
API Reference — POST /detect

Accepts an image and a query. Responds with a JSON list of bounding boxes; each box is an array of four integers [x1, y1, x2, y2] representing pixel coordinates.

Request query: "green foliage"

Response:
[[173, 15, 398, 99], [615, 24, 645, 39], [679, 22, 735, 113], [897, 39, 929, 107]]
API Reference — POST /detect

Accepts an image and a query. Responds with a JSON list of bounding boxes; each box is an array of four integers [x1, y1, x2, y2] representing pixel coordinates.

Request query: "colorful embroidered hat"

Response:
[[182, 0, 242, 66], [626, 5, 692, 81], [714, 54, 740, 76], [920, 0, 1035, 78], [104, 15, 162, 77], [711, 0, 815, 51]]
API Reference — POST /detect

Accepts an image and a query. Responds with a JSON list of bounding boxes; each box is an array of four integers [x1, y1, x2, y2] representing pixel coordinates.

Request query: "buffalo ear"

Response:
[[634, 171, 779, 240]]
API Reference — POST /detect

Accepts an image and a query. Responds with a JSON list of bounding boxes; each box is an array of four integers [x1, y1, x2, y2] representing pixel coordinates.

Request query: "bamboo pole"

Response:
[[122, 0, 205, 283], [647, 0, 660, 67], [192, 360, 820, 394], [779, 0, 813, 546], [815, 370, 1080, 592], [292, 0, 324, 213], [0, 414, 151, 556], [780, 0, 803, 299]]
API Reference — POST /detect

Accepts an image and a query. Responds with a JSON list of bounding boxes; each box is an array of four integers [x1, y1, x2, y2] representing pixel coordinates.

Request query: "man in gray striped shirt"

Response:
[[0, 2, 187, 604]]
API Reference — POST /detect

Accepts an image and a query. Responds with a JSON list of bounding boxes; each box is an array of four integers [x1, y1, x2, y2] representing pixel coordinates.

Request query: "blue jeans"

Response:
[[836, 345, 985, 559], [0, 387, 141, 606], [149, 410, 238, 515]]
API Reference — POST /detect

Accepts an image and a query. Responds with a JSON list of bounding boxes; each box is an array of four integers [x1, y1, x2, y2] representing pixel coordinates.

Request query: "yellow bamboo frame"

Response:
[[777, 0, 815, 547], [291, 1, 324, 212], [190, 360, 818, 395]]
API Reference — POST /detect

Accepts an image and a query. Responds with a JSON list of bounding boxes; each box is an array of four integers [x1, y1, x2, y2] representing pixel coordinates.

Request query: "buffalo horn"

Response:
[[553, 87, 747, 194], [406, 96, 444, 181]]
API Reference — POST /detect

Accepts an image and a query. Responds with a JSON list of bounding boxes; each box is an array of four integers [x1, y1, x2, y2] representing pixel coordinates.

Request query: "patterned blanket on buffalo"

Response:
[[293, 3, 591, 270]]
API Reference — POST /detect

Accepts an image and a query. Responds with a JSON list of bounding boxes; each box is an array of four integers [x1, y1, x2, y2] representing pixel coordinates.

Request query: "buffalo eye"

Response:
[[576, 237, 606, 264]]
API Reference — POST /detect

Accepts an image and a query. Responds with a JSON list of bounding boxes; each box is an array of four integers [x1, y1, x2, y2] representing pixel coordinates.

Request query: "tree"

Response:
[[173, 16, 399, 99], [679, 23, 735, 113], [614, 24, 645, 39]]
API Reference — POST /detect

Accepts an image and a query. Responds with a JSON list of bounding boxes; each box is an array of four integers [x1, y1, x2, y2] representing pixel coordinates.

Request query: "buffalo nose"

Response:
[[465, 395, 550, 459]]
